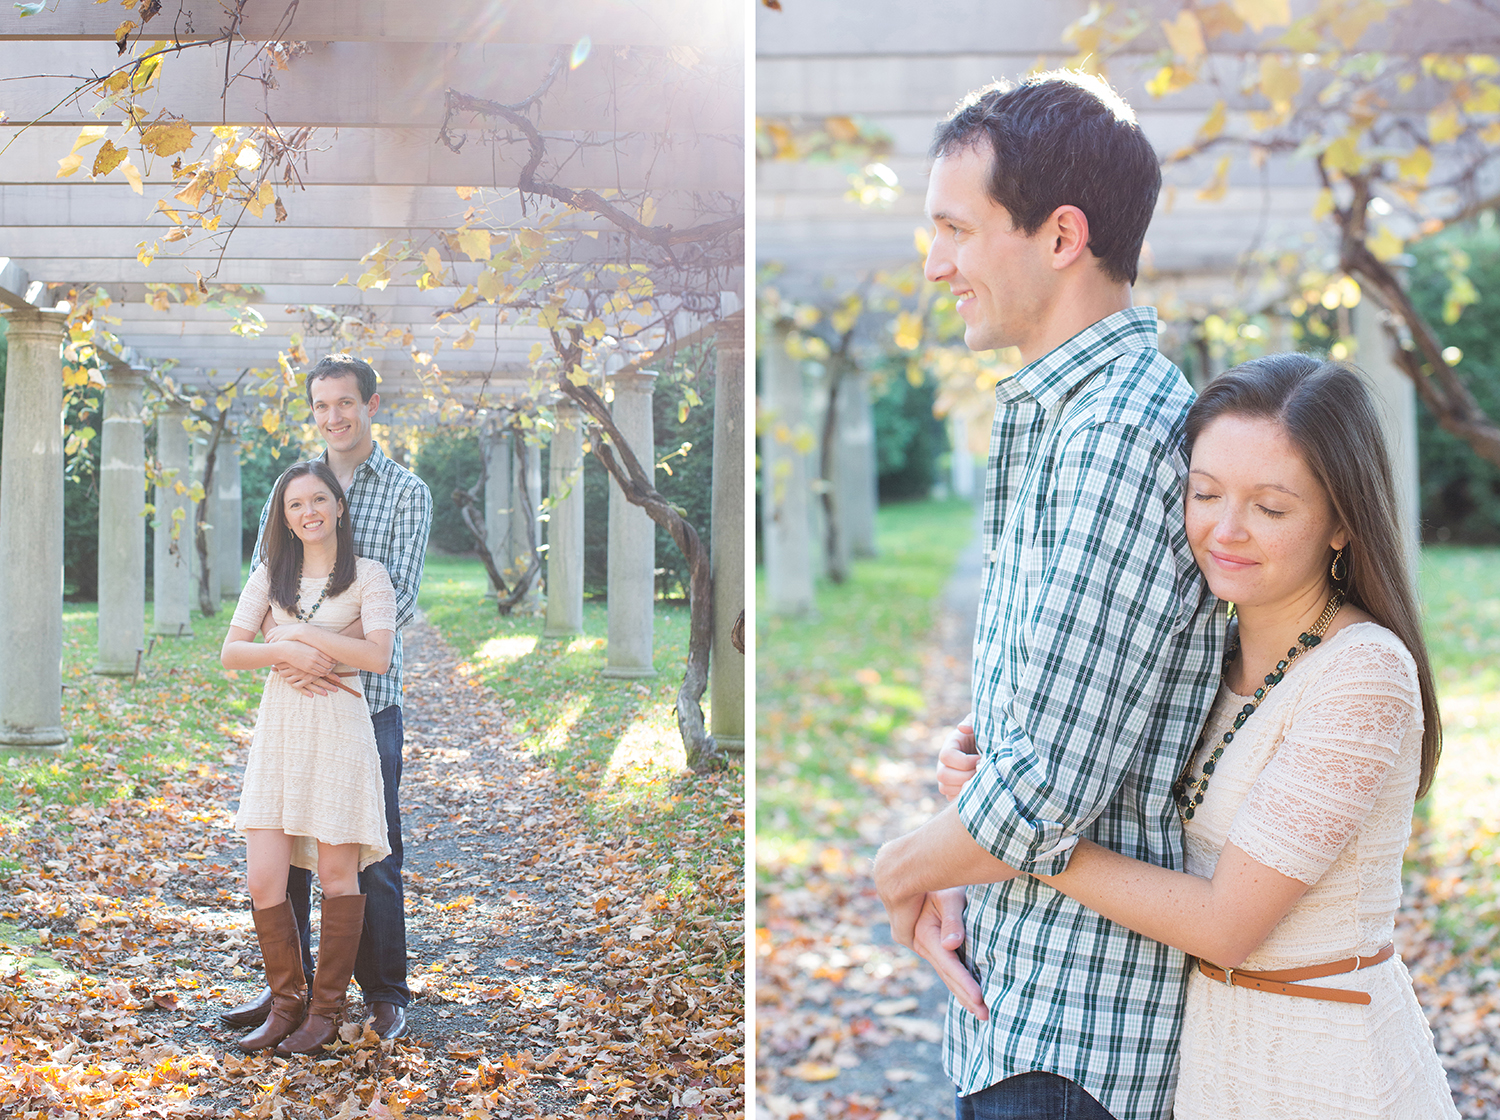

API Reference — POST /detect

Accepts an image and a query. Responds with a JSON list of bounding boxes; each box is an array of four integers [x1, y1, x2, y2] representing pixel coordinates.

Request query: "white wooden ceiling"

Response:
[[1, 0, 745, 406]]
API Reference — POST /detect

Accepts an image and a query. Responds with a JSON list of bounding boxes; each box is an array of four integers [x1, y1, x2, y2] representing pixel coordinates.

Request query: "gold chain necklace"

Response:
[[1173, 590, 1345, 822]]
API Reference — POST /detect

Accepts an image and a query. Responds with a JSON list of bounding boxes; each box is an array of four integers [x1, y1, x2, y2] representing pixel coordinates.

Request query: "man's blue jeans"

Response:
[[287, 703, 408, 1007], [956, 1073, 1118, 1120]]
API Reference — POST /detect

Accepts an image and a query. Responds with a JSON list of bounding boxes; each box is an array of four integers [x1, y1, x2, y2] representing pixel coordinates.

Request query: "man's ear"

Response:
[[366, 392, 380, 417], [1048, 204, 1091, 271]]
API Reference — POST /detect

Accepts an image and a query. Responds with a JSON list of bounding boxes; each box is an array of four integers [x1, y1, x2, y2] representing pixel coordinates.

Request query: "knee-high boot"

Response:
[[277, 893, 366, 1055], [236, 900, 306, 1052]]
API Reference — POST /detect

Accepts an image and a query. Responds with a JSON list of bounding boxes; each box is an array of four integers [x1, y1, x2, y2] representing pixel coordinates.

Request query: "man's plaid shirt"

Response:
[[251, 441, 432, 714], [946, 307, 1224, 1120]]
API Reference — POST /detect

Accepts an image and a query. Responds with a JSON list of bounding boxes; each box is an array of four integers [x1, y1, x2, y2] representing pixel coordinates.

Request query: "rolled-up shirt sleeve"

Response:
[[957, 421, 1198, 877]]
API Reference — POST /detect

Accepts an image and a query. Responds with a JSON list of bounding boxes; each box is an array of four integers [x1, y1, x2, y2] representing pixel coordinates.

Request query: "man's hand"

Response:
[[936, 713, 979, 801], [912, 887, 987, 1021]]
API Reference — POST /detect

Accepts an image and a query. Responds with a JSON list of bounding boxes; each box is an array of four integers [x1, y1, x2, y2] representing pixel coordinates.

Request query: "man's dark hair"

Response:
[[304, 353, 379, 405], [930, 70, 1161, 285]]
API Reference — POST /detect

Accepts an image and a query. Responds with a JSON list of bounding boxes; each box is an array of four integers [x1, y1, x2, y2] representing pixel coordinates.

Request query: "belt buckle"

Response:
[[1221, 966, 1235, 988]]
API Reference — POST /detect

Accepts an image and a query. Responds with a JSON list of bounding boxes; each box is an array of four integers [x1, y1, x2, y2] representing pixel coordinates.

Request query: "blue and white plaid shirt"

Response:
[[947, 307, 1225, 1120], [251, 441, 432, 714]]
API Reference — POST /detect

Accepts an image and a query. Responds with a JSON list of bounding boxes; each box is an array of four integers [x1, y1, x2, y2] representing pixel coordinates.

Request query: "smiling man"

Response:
[[223, 354, 432, 1042], [873, 74, 1225, 1120]]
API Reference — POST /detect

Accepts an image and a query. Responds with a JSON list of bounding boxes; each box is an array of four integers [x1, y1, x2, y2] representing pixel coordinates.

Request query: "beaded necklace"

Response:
[[1173, 590, 1345, 822], [291, 562, 335, 623]]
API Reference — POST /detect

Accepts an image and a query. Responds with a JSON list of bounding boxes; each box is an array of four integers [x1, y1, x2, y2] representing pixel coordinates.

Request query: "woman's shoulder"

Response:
[[1304, 620, 1420, 699], [354, 556, 391, 578]]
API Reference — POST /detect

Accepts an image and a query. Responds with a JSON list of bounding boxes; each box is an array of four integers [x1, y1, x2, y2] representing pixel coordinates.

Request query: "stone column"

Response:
[[1353, 300, 1420, 588], [760, 319, 815, 614], [0, 307, 69, 748], [543, 402, 584, 637], [512, 439, 543, 610], [153, 401, 194, 636], [602, 370, 658, 678], [217, 434, 242, 599], [711, 315, 746, 756], [836, 365, 879, 559], [481, 420, 513, 601], [96, 363, 147, 676]]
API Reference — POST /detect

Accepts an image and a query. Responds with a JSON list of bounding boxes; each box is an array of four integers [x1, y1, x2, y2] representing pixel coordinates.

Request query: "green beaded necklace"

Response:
[[291, 562, 335, 623], [1173, 589, 1345, 822]]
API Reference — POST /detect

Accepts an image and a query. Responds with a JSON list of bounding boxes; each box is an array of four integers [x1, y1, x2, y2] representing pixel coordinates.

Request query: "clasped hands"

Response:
[[261, 616, 338, 696]]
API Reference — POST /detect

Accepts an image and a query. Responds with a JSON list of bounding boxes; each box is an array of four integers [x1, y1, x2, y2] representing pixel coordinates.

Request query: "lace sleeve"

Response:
[[1227, 635, 1421, 885], [229, 566, 272, 632], [358, 559, 398, 634]]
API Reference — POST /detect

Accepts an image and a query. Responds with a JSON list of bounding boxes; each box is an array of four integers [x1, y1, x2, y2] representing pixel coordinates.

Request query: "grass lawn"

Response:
[[755, 498, 974, 869]]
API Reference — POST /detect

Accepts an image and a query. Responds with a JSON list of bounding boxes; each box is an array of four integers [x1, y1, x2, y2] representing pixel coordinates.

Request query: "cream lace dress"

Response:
[[230, 557, 395, 873], [1173, 622, 1457, 1119]]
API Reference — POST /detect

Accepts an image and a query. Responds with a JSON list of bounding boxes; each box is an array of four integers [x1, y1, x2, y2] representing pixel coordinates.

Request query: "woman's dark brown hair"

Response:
[[260, 460, 357, 613], [1185, 353, 1442, 797]]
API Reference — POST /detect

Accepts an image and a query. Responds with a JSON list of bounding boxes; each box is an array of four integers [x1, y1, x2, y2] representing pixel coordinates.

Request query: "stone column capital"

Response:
[[0, 304, 68, 341], [608, 368, 658, 395]]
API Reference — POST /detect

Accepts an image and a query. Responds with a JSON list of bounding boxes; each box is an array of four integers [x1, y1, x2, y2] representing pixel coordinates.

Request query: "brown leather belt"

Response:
[[1197, 943, 1394, 1005]]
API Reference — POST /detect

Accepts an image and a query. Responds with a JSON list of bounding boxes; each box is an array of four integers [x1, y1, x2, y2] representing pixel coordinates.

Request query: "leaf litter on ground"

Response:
[[2, 611, 743, 1119]]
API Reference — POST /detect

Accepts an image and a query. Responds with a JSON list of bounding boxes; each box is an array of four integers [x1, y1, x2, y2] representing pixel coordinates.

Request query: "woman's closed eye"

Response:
[[1257, 505, 1288, 518]]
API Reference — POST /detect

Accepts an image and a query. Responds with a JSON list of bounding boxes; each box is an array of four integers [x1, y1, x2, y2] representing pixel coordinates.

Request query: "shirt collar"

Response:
[[316, 439, 388, 480], [999, 306, 1161, 411]]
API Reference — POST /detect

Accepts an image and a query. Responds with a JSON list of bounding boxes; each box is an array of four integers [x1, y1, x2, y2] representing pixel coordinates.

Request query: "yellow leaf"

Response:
[[261, 410, 280, 434], [121, 160, 143, 194], [1197, 155, 1232, 201], [131, 53, 161, 92], [456, 228, 491, 262], [529, 343, 544, 363], [913, 225, 933, 256], [1397, 146, 1433, 186], [1428, 102, 1462, 144], [258, 180, 275, 208], [1327, 2, 1383, 50], [137, 240, 158, 266], [63, 365, 91, 388], [640, 196, 657, 226], [893, 310, 922, 351], [56, 153, 84, 178], [1146, 65, 1198, 99], [1367, 224, 1405, 262], [1311, 187, 1335, 220], [114, 18, 135, 46], [567, 364, 590, 386], [142, 118, 196, 158], [148, 289, 171, 312], [583, 317, 606, 340], [1230, 0, 1290, 33], [456, 186, 476, 200], [518, 228, 545, 250], [1468, 54, 1500, 76], [1258, 55, 1301, 106], [455, 284, 477, 309], [1463, 80, 1500, 115], [163, 226, 189, 242], [1161, 10, 1206, 67], [174, 180, 208, 212], [1197, 99, 1228, 143], [1322, 132, 1364, 175], [1199, 2, 1246, 38], [71, 125, 108, 154]]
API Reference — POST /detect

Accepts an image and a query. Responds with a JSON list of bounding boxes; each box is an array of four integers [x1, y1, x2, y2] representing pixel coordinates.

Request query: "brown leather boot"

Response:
[[236, 901, 306, 1052], [276, 893, 366, 1056]]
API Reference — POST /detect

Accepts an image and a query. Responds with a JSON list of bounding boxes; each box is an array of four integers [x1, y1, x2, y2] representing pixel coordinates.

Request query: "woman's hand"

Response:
[[268, 640, 335, 677], [265, 621, 309, 644], [937, 713, 979, 801]]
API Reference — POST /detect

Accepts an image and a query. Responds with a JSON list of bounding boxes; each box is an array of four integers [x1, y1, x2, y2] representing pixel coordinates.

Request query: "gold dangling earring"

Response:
[[1330, 546, 1348, 583]]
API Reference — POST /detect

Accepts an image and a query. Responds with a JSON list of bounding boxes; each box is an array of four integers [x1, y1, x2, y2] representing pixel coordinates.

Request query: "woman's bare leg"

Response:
[[246, 829, 295, 910], [316, 841, 361, 899]]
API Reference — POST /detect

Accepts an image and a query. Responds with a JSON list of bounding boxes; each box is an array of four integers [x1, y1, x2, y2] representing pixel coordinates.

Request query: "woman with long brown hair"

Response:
[[890, 354, 1457, 1116], [221, 460, 396, 1056]]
